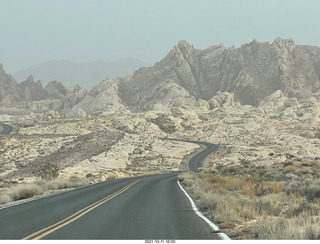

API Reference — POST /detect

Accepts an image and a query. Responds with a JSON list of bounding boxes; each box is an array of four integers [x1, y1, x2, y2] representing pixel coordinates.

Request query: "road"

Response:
[[160, 138, 219, 172], [0, 139, 224, 240], [184, 141, 218, 172], [0, 123, 13, 135]]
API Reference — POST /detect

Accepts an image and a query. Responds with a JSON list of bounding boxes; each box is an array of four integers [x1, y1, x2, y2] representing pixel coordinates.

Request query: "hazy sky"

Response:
[[1, 0, 320, 73]]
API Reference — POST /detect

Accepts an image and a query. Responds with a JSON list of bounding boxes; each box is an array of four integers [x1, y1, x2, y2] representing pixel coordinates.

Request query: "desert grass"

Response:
[[0, 177, 86, 205], [178, 160, 320, 240]]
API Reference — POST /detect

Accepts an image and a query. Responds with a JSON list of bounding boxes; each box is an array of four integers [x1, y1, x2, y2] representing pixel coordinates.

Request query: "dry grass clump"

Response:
[[251, 215, 320, 239], [0, 177, 86, 205], [178, 158, 320, 240]]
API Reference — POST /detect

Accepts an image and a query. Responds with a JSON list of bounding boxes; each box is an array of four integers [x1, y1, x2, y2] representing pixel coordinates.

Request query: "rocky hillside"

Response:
[[120, 37, 320, 108], [0, 64, 87, 115], [67, 37, 320, 115], [0, 63, 20, 105], [2, 37, 320, 117]]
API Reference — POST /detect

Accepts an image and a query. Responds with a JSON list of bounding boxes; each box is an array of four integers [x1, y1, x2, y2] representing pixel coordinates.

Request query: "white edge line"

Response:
[[177, 179, 231, 240]]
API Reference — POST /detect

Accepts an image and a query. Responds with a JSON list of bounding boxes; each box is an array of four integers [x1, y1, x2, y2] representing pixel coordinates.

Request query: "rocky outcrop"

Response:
[[259, 90, 320, 122], [0, 64, 20, 104], [45, 80, 68, 99], [66, 78, 127, 117], [0, 64, 87, 115], [2, 37, 320, 116], [208, 92, 236, 109], [71, 37, 320, 115], [18, 75, 47, 101]]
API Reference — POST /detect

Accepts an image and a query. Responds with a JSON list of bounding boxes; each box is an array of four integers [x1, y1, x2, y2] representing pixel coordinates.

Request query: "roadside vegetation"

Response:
[[0, 160, 121, 207], [178, 158, 320, 239], [0, 162, 88, 206], [0, 177, 86, 205]]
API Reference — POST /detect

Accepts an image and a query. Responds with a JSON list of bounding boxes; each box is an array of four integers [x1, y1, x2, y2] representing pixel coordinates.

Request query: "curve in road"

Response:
[[0, 173, 222, 240], [186, 141, 218, 172], [0, 138, 228, 240], [161, 138, 218, 172], [0, 123, 13, 135]]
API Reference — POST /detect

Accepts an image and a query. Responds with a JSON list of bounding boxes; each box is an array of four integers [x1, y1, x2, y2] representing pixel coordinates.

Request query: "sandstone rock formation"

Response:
[[2, 37, 320, 116], [0, 64, 20, 105], [113, 37, 320, 110], [0, 64, 87, 117], [66, 37, 320, 115], [66, 77, 127, 117]]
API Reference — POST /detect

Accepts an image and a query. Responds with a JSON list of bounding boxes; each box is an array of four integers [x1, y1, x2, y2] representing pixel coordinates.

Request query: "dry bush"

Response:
[[18, 189, 35, 199], [105, 172, 117, 181], [178, 160, 320, 240], [198, 192, 218, 211], [0, 191, 12, 205], [284, 165, 300, 172], [10, 184, 43, 201], [263, 181, 284, 194], [0, 177, 86, 206], [178, 172, 197, 190], [251, 216, 320, 240]]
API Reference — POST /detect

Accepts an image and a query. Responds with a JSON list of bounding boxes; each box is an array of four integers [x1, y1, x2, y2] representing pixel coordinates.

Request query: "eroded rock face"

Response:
[[18, 75, 47, 101], [2, 37, 320, 116], [0, 64, 20, 104], [0, 64, 88, 115], [66, 78, 127, 117], [258, 90, 320, 122], [78, 37, 320, 114], [208, 92, 236, 109]]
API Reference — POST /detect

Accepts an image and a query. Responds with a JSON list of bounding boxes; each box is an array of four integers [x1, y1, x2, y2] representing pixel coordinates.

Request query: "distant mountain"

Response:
[[66, 37, 320, 116], [3, 37, 320, 118], [12, 58, 149, 90]]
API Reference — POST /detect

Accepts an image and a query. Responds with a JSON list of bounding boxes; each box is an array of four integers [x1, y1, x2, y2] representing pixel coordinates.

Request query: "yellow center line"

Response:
[[22, 180, 140, 240]]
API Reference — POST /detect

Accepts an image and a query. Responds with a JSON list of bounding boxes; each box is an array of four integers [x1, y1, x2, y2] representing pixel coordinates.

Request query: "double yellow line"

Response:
[[22, 180, 140, 240]]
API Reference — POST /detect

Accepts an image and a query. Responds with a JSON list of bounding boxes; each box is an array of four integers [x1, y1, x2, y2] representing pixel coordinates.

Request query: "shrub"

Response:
[[255, 199, 274, 215], [178, 160, 320, 240], [251, 216, 320, 240], [198, 192, 217, 211], [284, 165, 299, 172], [0, 192, 12, 205], [106, 172, 116, 180], [304, 187, 320, 201], [18, 189, 35, 199], [86, 173, 93, 178], [0, 177, 86, 206], [305, 225, 320, 240]]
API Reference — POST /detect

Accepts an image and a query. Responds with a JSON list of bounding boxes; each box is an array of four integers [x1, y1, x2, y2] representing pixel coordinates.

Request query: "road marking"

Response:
[[22, 180, 140, 240], [177, 180, 231, 240]]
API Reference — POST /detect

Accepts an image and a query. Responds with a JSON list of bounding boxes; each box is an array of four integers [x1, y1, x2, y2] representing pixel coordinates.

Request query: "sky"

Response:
[[1, 0, 320, 73]]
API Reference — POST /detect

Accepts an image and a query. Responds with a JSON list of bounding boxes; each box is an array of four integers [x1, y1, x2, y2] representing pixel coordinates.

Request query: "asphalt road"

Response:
[[160, 138, 219, 172], [185, 141, 218, 172], [0, 139, 223, 240], [0, 123, 13, 135]]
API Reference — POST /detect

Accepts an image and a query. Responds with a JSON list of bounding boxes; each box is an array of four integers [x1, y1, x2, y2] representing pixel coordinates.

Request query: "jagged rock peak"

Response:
[[176, 40, 193, 50], [26, 75, 34, 82], [168, 40, 196, 58], [45, 80, 68, 97], [272, 36, 295, 49]]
